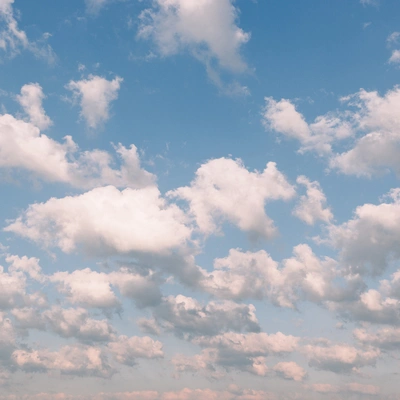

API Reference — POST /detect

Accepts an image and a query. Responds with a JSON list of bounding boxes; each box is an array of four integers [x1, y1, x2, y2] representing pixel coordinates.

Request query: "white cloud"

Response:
[[107, 335, 164, 366], [66, 75, 123, 129], [354, 327, 400, 350], [5, 185, 191, 256], [292, 176, 333, 225], [303, 342, 380, 373], [387, 32, 400, 45], [272, 361, 307, 382], [327, 188, 400, 275], [168, 158, 295, 239], [12, 345, 114, 377], [42, 306, 116, 342], [138, 0, 250, 73], [262, 97, 352, 155], [200, 244, 347, 308], [16, 83, 52, 130], [50, 269, 121, 310], [0, 113, 155, 188], [0, 0, 55, 61], [264, 86, 400, 177], [146, 295, 260, 338], [389, 49, 400, 64]]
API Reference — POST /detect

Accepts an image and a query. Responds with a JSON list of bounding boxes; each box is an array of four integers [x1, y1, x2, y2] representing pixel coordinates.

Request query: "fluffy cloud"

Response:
[[143, 295, 260, 338], [0, 112, 155, 188], [354, 327, 400, 350], [264, 86, 400, 177], [292, 176, 333, 225], [272, 361, 307, 382], [107, 335, 163, 366], [303, 341, 380, 373], [42, 307, 116, 342], [12, 345, 114, 377], [16, 83, 52, 130], [262, 97, 352, 155], [200, 244, 355, 308], [5, 185, 191, 256], [168, 158, 295, 239], [175, 331, 298, 377], [66, 75, 123, 129], [327, 188, 400, 276], [138, 0, 250, 73]]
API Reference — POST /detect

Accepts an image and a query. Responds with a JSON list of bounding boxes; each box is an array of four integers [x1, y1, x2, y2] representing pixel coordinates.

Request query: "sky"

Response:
[[1, 0, 400, 398]]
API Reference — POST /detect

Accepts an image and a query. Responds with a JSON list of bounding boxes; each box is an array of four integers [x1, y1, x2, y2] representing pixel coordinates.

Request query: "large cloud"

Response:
[[0, 112, 155, 188], [138, 0, 250, 73], [168, 158, 295, 239], [263, 86, 400, 178], [139, 295, 260, 338], [327, 188, 400, 276], [5, 185, 191, 256], [199, 244, 359, 308]]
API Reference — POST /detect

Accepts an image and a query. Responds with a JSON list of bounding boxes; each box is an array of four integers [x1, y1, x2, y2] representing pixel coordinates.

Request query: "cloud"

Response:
[[16, 83, 52, 130], [263, 86, 400, 178], [354, 327, 400, 350], [49, 267, 163, 311], [0, 112, 155, 188], [12, 345, 114, 377], [137, 0, 250, 73], [107, 335, 164, 366], [387, 32, 400, 45], [262, 97, 352, 155], [5, 185, 191, 256], [327, 188, 400, 276], [199, 244, 354, 308], [143, 295, 260, 338], [66, 75, 123, 129], [168, 158, 295, 239], [309, 382, 379, 395], [85, 0, 111, 14], [272, 361, 307, 382], [302, 341, 380, 373], [0, 0, 55, 61], [389, 50, 400, 64], [292, 176, 333, 225]]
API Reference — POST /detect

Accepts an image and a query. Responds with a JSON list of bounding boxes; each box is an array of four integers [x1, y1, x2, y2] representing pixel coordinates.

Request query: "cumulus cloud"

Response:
[[200, 244, 356, 308], [168, 158, 295, 239], [12, 345, 114, 377], [16, 83, 52, 130], [292, 176, 333, 225], [354, 326, 400, 350], [302, 341, 380, 373], [138, 0, 250, 73], [327, 188, 400, 276], [0, 113, 155, 188], [66, 75, 123, 129], [107, 335, 164, 366], [263, 86, 400, 178], [262, 97, 352, 155], [272, 361, 307, 382], [144, 295, 260, 338], [5, 185, 191, 256]]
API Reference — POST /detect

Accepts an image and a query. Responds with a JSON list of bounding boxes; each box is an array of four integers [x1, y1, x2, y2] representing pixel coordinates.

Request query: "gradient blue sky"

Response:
[[1, 0, 400, 399]]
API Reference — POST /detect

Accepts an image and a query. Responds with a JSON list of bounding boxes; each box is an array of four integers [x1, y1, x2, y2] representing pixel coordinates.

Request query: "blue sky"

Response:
[[1, 0, 400, 399]]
